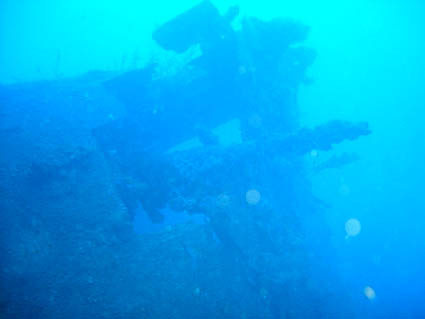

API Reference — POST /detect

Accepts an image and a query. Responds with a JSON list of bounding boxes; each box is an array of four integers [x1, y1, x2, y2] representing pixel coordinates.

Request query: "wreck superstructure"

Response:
[[0, 2, 369, 318]]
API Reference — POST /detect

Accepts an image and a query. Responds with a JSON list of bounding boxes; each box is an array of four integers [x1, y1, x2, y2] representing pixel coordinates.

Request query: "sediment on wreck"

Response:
[[0, 2, 368, 318]]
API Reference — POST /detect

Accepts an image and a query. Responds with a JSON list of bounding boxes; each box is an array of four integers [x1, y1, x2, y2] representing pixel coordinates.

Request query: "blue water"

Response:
[[1, 1, 424, 318]]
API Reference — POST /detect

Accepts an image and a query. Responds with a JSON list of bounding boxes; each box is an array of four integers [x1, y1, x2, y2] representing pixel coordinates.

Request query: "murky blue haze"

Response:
[[0, 1, 424, 318]]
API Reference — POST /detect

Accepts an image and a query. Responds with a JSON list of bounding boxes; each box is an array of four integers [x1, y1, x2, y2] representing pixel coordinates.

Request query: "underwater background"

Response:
[[0, 0, 424, 318]]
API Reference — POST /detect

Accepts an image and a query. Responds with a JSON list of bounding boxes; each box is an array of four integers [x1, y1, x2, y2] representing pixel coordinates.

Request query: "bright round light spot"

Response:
[[364, 286, 376, 300], [310, 149, 318, 157], [345, 218, 361, 237], [216, 193, 230, 208], [246, 189, 261, 205]]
